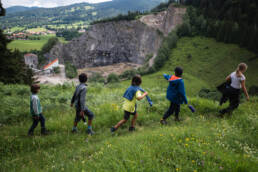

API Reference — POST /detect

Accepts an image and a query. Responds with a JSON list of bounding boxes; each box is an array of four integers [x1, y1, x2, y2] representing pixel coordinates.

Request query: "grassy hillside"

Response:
[[0, 37, 257, 171]]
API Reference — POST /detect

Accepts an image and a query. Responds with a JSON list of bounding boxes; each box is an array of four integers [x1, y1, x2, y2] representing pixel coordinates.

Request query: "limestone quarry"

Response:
[[48, 4, 186, 72]]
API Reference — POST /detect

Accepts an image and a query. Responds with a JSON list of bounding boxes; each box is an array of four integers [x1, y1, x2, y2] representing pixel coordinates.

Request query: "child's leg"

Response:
[[84, 107, 95, 134], [162, 102, 175, 120], [114, 111, 130, 129], [174, 104, 180, 121], [72, 110, 81, 131], [28, 117, 39, 134], [130, 113, 138, 128], [39, 114, 46, 132]]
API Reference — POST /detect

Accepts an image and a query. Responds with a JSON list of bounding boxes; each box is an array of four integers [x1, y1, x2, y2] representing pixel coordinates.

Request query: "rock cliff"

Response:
[[49, 4, 186, 69]]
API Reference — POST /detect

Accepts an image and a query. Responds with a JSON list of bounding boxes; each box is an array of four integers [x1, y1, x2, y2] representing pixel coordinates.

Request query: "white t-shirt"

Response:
[[230, 71, 245, 89]]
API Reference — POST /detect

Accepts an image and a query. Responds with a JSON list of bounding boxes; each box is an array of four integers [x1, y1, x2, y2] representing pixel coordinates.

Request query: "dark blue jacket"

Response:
[[164, 74, 188, 105]]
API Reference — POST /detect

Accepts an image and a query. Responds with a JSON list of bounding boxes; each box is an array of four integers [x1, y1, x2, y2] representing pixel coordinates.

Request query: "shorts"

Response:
[[123, 109, 137, 120], [75, 107, 94, 123]]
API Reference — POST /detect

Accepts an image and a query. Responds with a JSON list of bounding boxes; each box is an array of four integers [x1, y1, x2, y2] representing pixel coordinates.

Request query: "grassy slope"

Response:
[[0, 37, 257, 171], [7, 34, 67, 51]]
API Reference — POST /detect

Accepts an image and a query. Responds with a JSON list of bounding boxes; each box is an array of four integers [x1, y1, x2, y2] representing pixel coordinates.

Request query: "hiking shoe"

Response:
[[129, 126, 135, 132], [71, 128, 78, 133], [86, 129, 95, 136], [28, 132, 34, 136], [174, 117, 181, 122], [41, 128, 49, 135], [160, 119, 167, 125], [110, 127, 117, 133]]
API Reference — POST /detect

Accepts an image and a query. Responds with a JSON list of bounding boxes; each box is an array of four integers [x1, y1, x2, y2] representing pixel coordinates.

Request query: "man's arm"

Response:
[[179, 80, 188, 104]]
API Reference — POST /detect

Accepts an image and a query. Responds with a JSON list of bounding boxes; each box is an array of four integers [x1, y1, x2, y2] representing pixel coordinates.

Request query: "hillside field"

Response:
[[0, 37, 257, 171], [7, 34, 67, 52]]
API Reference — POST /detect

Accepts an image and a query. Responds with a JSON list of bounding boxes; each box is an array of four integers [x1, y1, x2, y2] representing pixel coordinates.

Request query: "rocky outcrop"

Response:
[[49, 4, 186, 69]]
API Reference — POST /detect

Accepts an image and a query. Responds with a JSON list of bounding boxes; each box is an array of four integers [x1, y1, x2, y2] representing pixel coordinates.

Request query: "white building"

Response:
[[24, 53, 38, 69]]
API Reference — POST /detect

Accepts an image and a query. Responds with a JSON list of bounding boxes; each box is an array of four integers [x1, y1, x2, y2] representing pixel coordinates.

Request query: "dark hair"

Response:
[[131, 75, 142, 86], [79, 73, 87, 83], [31, 84, 40, 94], [175, 67, 183, 77]]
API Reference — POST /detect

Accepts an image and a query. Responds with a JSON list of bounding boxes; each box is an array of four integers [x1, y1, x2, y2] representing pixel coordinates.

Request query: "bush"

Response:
[[107, 73, 120, 83], [53, 67, 60, 74], [89, 73, 105, 83], [41, 37, 58, 54], [65, 62, 77, 79], [249, 86, 258, 96], [119, 69, 138, 80]]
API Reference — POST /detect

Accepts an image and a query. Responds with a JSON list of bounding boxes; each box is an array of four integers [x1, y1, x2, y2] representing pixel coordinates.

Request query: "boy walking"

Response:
[[160, 67, 188, 124], [28, 84, 48, 136], [71, 73, 94, 135], [111, 75, 148, 133]]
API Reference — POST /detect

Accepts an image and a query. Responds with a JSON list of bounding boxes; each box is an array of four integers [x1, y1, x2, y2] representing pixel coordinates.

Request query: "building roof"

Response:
[[24, 53, 37, 57], [43, 58, 59, 70]]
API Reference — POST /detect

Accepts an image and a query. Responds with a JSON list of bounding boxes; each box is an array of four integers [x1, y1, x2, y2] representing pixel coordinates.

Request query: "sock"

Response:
[[88, 126, 92, 130]]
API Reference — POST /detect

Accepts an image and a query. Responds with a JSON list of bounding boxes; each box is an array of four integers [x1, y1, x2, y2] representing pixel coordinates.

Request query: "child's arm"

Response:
[[163, 74, 170, 80], [79, 87, 86, 111], [136, 91, 148, 101], [70, 90, 76, 107], [178, 80, 188, 104], [32, 97, 40, 117]]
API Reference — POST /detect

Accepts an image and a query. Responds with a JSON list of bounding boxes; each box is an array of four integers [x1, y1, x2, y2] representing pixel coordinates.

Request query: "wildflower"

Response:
[[185, 144, 189, 147], [176, 168, 179, 171], [192, 160, 195, 163], [194, 170, 197, 172], [202, 152, 206, 155], [185, 138, 190, 142], [179, 139, 182, 143]]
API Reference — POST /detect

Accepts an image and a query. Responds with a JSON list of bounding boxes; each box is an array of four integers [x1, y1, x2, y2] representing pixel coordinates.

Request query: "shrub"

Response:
[[65, 62, 77, 79], [41, 37, 58, 54], [249, 86, 258, 96], [89, 73, 105, 83], [107, 73, 120, 83], [119, 69, 138, 80], [53, 67, 60, 74]]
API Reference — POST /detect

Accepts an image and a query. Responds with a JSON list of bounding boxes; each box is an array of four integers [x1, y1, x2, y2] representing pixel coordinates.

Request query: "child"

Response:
[[219, 63, 249, 116], [28, 84, 48, 136], [71, 73, 95, 135], [160, 67, 188, 124], [111, 75, 148, 133]]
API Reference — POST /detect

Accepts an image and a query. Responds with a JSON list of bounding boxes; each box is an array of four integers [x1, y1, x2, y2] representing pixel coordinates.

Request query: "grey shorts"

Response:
[[75, 107, 94, 122]]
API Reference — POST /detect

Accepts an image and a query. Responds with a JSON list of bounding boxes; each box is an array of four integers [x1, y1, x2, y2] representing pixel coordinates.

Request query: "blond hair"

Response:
[[236, 63, 248, 77]]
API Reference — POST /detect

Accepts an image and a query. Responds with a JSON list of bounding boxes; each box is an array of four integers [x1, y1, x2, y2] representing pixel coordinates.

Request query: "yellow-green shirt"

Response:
[[122, 90, 142, 113]]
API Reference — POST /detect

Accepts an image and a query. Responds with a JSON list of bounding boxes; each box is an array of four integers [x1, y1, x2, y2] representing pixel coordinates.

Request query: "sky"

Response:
[[2, 0, 112, 8]]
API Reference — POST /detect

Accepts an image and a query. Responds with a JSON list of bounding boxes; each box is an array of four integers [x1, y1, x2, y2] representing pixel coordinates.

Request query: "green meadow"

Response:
[[7, 34, 67, 52], [0, 37, 257, 171]]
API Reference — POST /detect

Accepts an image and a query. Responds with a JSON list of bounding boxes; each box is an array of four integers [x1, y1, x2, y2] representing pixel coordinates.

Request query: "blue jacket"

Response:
[[123, 86, 153, 106], [164, 74, 188, 105]]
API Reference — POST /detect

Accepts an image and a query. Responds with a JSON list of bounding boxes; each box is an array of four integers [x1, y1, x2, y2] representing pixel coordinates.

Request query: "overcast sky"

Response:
[[2, 0, 112, 8]]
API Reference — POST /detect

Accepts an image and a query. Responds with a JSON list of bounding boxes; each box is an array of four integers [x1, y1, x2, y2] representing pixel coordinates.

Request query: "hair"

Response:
[[174, 67, 183, 77], [131, 75, 142, 86], [79, 73, 88, 83], [236, 63, 248, 77], [31, 84, 40, 94]]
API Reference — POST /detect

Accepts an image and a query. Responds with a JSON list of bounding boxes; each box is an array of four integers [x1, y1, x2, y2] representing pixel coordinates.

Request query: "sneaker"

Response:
[[174, 117, 181, 122], [110, 126, 116, 133], [86, 129, 95, 136], [160, 119, 167, 125], [28, 132, 34, 136], [71, 127, 78, 133], [41, 129, 49, 135], [129, 126, 135, 132]]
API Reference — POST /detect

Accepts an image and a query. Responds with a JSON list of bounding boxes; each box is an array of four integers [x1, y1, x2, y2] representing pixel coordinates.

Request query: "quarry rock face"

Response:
[[49, 4, 185, 69]]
